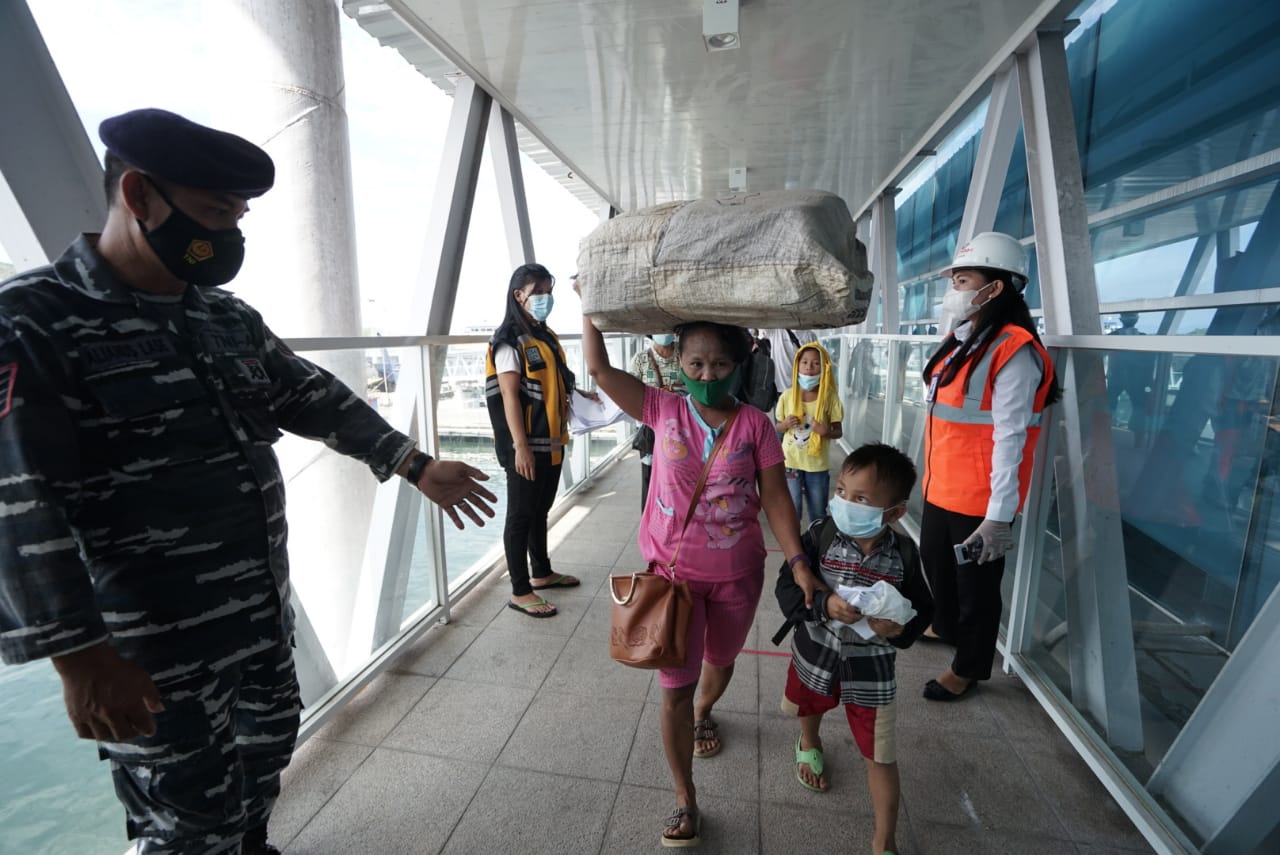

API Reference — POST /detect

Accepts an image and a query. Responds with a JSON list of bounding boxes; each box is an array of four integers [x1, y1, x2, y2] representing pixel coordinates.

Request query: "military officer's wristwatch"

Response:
[[404, 450, 434, 484]]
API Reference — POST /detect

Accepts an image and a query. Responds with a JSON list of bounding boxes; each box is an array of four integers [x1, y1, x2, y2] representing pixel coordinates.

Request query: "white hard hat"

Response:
[[942, 232, 1029, 286]]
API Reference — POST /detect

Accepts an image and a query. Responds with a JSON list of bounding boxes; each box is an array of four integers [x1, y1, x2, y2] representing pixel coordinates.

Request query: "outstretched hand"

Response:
[[415, 459, 498, 529], [52, 642, 165, 742]]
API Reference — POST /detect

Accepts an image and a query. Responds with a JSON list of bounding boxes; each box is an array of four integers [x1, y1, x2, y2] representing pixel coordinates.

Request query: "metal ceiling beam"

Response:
[[381, 0, 619, 212]]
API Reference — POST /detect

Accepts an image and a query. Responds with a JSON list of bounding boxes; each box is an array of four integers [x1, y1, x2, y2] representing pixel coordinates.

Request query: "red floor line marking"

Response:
[[740, 647, 791, 658]]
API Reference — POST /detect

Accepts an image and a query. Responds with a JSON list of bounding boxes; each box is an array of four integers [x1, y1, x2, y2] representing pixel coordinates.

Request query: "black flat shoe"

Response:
[[923, 678, 974, 702]]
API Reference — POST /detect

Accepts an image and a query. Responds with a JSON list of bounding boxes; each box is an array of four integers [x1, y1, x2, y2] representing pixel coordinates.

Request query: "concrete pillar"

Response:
[[220, 0, 374, 693]]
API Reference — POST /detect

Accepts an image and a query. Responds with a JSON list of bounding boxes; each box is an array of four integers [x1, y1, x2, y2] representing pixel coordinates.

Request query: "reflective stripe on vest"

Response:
[[929, 332, 1044, 428]]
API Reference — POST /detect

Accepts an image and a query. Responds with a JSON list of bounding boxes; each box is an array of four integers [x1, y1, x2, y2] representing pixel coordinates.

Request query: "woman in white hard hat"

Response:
[[919, 232, 1061, 701]]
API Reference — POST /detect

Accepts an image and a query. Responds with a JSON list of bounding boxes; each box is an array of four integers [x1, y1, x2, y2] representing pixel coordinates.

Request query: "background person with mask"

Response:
[[628, 331, 684, 509], [0, 108, 497, 855], [761, 327, 818, 392], [485, 264, 595, 618], [918, 232, 1061, 702]]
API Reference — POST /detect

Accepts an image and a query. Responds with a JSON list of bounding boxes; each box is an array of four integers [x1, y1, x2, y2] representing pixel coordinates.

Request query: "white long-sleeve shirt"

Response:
[[952, 321, 1043, 522]]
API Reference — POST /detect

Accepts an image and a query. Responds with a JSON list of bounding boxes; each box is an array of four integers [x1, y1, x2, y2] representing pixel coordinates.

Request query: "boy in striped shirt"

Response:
[[775, 442, 933, 855]]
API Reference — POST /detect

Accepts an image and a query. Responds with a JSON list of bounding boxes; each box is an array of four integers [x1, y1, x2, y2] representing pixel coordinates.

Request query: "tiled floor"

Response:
[[270, 453, 1155, 854]]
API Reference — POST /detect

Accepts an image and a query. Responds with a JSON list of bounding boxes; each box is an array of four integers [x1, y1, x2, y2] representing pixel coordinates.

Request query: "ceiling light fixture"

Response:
[[703, 0, 740, 52]]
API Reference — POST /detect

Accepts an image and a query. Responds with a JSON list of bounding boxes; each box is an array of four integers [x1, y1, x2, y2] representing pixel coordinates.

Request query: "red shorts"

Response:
[[781, 661, 897, 764]]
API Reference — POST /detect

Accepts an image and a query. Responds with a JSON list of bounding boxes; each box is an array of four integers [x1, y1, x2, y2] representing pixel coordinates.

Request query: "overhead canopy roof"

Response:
[[348, 0, 1058, 217]]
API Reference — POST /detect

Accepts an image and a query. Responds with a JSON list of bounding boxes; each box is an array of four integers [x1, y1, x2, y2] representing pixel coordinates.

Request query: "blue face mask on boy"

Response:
[[829, 496, 888, 539], [797, 374, 820, 391]]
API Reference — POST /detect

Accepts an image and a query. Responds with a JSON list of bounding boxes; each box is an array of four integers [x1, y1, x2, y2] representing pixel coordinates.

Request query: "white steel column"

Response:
[[0, 1, 106, 267], [413, 78, 492, 335], [1148, 584, 1280, 854], [958, 62, 1021, 244], [1018, 29, 1142, 750], [871, 193, 902, 445], [488, 102, 535, 268]]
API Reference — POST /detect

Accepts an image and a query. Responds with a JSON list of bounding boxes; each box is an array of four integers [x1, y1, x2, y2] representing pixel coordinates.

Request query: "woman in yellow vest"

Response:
[[485, 264, 591, 618], [919, 233, 1061, 701]]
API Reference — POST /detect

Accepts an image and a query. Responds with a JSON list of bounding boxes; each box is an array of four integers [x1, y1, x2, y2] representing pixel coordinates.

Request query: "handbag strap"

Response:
[[664, 405, 740, 574], [648, 349, 664, 389]]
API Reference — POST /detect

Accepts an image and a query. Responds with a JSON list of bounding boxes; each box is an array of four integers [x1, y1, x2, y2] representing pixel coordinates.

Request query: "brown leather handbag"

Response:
[[609, 408, 738, 669]]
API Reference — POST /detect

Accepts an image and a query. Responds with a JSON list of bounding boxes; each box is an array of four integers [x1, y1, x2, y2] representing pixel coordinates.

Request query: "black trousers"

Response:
[[640, 460, 652, 511], [919, 500, 1007, 681], [503, 461, 562, 596]]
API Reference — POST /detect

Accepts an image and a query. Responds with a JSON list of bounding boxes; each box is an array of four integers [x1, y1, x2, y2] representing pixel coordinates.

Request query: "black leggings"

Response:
[[503, 461, 562, 596], [919, 500, 1007, 681]]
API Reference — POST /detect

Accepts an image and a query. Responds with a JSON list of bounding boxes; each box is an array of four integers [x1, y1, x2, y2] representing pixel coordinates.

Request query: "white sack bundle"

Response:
[[577, 190, 873, 332]]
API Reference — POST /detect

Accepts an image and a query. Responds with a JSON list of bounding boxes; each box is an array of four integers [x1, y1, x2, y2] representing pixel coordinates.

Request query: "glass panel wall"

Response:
[[1021, 347, 1280, 825]]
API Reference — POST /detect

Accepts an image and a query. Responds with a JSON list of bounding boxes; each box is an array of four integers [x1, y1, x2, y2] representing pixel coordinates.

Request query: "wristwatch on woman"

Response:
[[404, 450, 434, 484]]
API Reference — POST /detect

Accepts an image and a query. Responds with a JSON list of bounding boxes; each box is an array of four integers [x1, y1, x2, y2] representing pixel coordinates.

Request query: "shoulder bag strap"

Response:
[[648, 349, 664, 389], [663, 406, 740, 576]]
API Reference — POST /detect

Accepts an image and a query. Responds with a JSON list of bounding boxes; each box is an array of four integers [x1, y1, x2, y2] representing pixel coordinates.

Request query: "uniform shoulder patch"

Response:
[[0, 362, 16, 419]]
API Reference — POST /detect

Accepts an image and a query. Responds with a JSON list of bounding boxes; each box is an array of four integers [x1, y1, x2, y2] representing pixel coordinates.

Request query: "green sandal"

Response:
[[795, 735, 827, 793]]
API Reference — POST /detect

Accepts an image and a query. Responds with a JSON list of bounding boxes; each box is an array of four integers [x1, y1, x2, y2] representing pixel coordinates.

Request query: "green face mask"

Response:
[[680, 366, 739, 407]]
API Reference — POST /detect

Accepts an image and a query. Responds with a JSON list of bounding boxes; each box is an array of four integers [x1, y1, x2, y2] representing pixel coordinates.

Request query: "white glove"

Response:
[[965, 518, 1014, 564]]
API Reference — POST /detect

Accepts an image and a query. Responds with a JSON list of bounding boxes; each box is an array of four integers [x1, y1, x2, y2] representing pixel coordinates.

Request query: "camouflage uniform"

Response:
[[0, 236, 416, 853]]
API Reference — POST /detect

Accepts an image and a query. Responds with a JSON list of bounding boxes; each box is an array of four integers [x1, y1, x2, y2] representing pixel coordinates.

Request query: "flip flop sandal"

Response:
[[692, 719, 721, 759], [795, 735, 827, 793], [531, 572, 581, 589], [507, 597, 558, 618], [660, 806, 701, 848]]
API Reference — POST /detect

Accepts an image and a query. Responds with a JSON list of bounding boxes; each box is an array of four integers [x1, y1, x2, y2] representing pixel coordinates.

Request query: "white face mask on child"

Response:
[[797, 374, 820, 391]]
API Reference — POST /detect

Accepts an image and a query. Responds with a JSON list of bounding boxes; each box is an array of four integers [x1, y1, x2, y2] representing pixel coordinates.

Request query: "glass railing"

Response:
[[0, 333, 638, 855]]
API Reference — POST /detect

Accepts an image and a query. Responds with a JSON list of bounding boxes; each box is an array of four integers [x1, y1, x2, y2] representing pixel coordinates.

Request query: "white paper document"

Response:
[[568, 389, 630, 435]]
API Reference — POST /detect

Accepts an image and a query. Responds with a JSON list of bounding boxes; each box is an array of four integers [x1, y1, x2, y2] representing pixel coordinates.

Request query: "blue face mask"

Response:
[[829, 496, 888, 539], [526, 293, 554, 321], [651, 334, 675, 346], [797, 374, 820, 391]]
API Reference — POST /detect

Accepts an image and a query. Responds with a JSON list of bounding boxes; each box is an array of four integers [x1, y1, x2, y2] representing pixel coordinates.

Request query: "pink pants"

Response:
[[657, 569, 764, 689]]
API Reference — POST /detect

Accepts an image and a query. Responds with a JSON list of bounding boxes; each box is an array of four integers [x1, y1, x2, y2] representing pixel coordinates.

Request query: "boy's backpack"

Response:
[[741, 336, 779, 412], [771, 517, 920, 645]]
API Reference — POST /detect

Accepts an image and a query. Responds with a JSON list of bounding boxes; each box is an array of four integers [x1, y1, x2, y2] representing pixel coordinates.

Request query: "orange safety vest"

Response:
[[923, 324, 1054, 517]]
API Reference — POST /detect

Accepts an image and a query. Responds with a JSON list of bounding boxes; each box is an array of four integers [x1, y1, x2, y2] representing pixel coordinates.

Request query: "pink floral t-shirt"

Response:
[[638, 386, 785, 582]]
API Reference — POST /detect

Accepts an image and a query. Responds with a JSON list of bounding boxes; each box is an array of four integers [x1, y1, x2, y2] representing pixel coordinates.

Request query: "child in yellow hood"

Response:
[[774, 342, 843, 524]]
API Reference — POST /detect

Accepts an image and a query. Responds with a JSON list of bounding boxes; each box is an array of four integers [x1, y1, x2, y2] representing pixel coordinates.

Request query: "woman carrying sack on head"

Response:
[[581, 301, 821, 848], [919, 233, 1061, 701], [485, 264, 597, 619], [629, 331, 685, 510]]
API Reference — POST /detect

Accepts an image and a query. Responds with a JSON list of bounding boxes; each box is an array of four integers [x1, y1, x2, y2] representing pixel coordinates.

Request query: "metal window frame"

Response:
[[0, 0, 107, 266]]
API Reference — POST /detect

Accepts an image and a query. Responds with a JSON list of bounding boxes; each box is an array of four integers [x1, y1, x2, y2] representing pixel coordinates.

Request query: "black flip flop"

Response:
[[508, 598, 558, 618]]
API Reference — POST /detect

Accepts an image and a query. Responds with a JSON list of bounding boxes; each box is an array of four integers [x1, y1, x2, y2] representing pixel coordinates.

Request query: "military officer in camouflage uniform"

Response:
[[0, 109, 497, 854]]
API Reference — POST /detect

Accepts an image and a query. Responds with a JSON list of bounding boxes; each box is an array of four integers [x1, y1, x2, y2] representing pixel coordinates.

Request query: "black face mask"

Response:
[[139, 178, 245, 287]]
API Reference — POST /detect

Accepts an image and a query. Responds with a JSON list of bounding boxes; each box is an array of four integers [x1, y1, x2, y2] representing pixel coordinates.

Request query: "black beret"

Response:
[[99, 108, 275, 198]]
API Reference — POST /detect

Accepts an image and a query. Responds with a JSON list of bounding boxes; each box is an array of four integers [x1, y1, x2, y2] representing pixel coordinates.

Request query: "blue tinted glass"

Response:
[[1077, 0, 1280, 210]]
